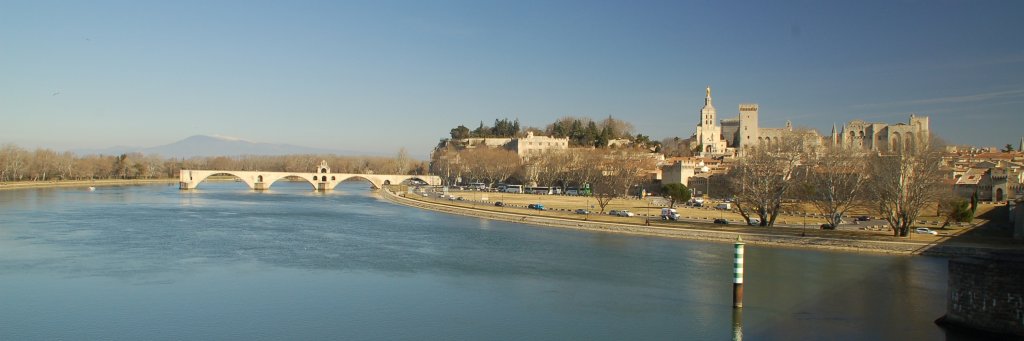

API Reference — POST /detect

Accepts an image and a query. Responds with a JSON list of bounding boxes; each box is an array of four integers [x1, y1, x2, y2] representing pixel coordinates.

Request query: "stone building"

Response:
[[448, 132, 569, 160], [511, 131, 569, 158], [835, 115, 930, 152], [951, 152, 1024, 202], [688, 86, 929, 157], [694, 86, 729, 156], [660, 157, 703, 187]]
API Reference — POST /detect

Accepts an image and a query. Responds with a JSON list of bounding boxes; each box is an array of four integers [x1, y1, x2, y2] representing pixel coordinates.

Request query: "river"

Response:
[[0, 181, 974, 340]]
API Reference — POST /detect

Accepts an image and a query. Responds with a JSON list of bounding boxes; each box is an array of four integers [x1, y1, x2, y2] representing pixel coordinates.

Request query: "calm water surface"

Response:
[[0, 182, 968, 340]]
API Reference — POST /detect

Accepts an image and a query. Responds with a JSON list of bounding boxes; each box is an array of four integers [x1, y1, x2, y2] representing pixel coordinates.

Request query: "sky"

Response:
[[2, 0, 1023, 159]]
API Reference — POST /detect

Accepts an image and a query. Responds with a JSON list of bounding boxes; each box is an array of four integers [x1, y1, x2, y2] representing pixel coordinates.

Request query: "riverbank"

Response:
[[0, 179, 179, 191], [381, 189, 1022, 257]]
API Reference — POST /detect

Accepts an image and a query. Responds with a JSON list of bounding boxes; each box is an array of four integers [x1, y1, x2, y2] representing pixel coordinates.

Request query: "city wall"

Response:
[[939, 254, 1024, 337]]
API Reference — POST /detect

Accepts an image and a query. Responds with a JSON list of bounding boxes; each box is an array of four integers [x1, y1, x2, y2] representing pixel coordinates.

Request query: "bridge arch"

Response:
[[328, 175, 383, 190], [187, 171, 259, 190], [260, 174, 317, 190]]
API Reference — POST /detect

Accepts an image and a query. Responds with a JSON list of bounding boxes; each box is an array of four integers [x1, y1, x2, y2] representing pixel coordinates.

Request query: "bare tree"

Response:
[[866, 136, 946, 237], [727, 132, 806, 226], [590, 150, 655, 213], [388, 148, 411, 174], [598, 116, 635, 139], [798, 144, 869, 227], [28, 148, 57, 181], [523, 151, 567, 187], [430, 147, 464, 185], [460, 148, 521, 187], [0, 144, 28, 181], [564, 150, 602, 191]]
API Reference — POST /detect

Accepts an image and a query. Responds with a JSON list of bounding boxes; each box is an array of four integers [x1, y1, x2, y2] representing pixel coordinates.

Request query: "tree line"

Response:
[[447, 116, 658, 149], [430, 146, 656, 213], [724, 130, 950, 237], [0, 144, 427, 182]]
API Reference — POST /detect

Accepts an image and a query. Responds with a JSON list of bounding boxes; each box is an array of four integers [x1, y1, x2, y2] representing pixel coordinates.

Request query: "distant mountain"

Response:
[[74, 135, 371, 158]]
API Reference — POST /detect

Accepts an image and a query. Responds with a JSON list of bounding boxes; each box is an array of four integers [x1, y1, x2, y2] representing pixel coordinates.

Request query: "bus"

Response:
[[526, 187, 554, 195], [503, 185, 523, 193], [565, 186, 591, 196], [467, 182, 487, 190]]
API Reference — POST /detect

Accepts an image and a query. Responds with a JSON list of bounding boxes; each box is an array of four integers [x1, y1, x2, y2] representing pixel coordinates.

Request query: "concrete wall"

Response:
[[941, 255, 1024, 337]]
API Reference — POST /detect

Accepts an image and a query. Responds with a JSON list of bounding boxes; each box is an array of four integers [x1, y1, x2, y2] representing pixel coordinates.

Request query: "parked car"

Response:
[[748, 218, 760, 226], [494, 201, 504, 207], [606, 208, 630, 216], [575, 208, 590, 215], [856, 216, 871, 221], [713, 218, 730, 224], [820, 223, 836, 230], [915, 228, 938, 235], [456, 196, 464, 201]]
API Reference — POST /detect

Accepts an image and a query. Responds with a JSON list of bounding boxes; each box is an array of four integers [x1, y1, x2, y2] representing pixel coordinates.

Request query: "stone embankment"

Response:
[[381, 189, 1019, 257]]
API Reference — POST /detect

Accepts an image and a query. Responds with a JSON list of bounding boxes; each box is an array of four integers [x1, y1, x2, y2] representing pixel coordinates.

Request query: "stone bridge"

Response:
[[179, 161, 441, 191]]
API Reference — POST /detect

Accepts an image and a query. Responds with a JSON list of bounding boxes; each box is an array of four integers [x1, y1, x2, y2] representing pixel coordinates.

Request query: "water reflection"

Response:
[[732, 308, 743, 341], [0, 183, 954, 340]]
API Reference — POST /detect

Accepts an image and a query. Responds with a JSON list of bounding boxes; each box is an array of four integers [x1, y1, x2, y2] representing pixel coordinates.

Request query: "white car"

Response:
[[914, 228, 938, 235]]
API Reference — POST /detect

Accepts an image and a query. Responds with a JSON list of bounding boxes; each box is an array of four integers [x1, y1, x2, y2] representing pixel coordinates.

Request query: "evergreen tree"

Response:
[[570, 120, 584, 145], [662, 183, 691, 208], [584, 121, 600, 147]]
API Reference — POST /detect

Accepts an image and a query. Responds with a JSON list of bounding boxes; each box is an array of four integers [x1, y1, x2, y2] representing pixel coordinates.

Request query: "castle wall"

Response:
[[940, 255, 1024, 337]]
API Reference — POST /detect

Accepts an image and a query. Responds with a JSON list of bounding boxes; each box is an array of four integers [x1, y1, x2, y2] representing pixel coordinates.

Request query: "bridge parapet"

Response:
[[179, 169, 441, 191]]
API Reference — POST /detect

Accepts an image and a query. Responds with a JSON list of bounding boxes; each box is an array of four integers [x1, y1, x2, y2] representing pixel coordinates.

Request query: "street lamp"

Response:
[[802, 212, 807, 236], [646, 198, 651, 226], [706, 177, 710, 200]]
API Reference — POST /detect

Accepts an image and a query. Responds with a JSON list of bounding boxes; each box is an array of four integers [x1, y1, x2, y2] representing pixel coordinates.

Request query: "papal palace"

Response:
[[691, 86, 930, 157]]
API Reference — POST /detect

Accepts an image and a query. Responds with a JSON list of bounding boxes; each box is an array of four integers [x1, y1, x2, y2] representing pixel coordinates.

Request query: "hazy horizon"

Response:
[[3, 1, 1022, 157]]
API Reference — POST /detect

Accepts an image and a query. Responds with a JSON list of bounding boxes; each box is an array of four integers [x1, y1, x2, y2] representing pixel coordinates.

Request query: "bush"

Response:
[[953, 200, 974, 222]]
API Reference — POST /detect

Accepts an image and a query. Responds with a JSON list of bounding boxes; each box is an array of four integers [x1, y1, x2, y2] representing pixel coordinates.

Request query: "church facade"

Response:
[[689, 87, 930, 157]]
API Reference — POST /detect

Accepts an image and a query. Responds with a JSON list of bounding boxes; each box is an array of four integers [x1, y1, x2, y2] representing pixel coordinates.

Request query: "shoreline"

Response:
[[381, 189, 1021, 257], [2, 180, 1016, 257], [0, 179, 179, 191]]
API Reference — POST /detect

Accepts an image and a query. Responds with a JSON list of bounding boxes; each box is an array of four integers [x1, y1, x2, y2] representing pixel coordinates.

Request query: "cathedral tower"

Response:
[[696, 86, 725, 155]]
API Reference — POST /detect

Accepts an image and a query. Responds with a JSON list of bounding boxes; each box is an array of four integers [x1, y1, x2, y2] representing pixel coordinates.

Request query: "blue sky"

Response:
[[2, 0, 1022, 158]]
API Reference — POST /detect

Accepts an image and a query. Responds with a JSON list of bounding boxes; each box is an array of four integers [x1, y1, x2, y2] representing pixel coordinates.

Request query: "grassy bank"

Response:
[[382, 188, 1022, 257]]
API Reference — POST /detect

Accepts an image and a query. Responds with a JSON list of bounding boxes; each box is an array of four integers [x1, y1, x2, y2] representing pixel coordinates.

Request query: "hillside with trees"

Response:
[[446, 116, 658, 150]]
